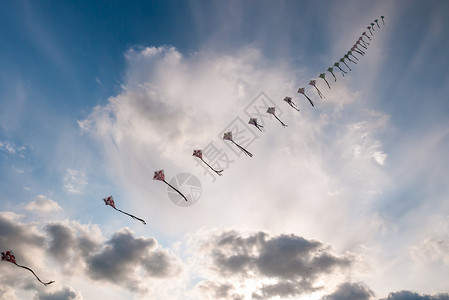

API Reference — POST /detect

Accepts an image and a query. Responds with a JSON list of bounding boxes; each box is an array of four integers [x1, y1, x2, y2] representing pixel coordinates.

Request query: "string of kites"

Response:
[[2, 16, 385, 287]]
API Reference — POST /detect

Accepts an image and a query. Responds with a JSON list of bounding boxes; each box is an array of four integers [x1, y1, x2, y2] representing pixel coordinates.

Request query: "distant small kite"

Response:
[[1, 250, 55, 286], [334, 62, 347, 76], [248, 118, 264, 131], [347, 50, 359, 61], [153, 170, 188, 201], [297, 87, 315, 106], [103, 196, 146, 225], [283, 96, 300, 111], [371, 22, 376, 32], [381, 16, 385, 25], [193, 150, 223, 175], [223, 132, 253, 157], [327, 67, 337, 82], [319, 73, 331, 89], [266, 107, 287, 127], [375, 19, 380, 28], [367, 25, 373, 35], [339, 57, 351, 71], [344, 54, 356, 65], [309, 80, 324, 99], [362, 31, 371, 41]]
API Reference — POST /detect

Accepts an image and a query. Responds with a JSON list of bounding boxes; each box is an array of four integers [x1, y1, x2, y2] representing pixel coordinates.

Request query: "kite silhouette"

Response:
[[283, 96, 300, 111], [248, 118, 264, 132], [193, 150, 223, 175], [223, 132, 253, 157], [309, 80, 324, 99], [297, 87, 315, 107], [153, 170, 188, 201], [267, 107, 287, 127], [319, 73, 331, 89], [103, 196, 146, 225], [327, 67, 337, 82], [1, 251, 54, 286]]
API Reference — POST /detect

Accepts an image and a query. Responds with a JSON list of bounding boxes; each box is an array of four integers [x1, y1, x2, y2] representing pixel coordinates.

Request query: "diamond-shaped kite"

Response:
[[153, 170, 188, 201], [193, 150, 223, 176], [283, 96, 300, 112], [103, 196, 146, 225], [297, 87, 314, 107], [309, 80, 324, 99], [1, 250, 55, 286], [266, 107, 287, 127], [248, 118, 264, 132], [223, 132, 253, 157], [319, 73, 331, 89]]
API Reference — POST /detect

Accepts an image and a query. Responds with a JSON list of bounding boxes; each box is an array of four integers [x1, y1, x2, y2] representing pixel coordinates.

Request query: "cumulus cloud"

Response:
[[191, 229, 354, 298], [321, 282, 374, 300], [33, 286, 83, 300], [1, 212, 183, 296], [380, 291, 449, 300], [25, 195, 62, 213]]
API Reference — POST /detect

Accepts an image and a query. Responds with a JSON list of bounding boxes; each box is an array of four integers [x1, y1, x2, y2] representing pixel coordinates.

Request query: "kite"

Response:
[[351, 45, 365, 56], [309, 80, 324, 99], [283, 96, 300, 111], [367, 25, 373, 35], [297, 87, 315, 107], [339, 57, 351, 71], [359, 36, 369, 47], [103, 196, 146, 225], [375, 18, 380, 28], [371, 22, 376, 32], [362, 31, 371, 41], [193, 150, 223, 175], [381, 16, 385, 25], [319, 73, 331, 89], [356, 39, 367, 50], [347, 50, 359, 61], [1, 250, 55, 286], [153, 170, 188, 201], [223, 132, 253, 156], [334, 62, 347, 76], [344, 53, 357, 64], [327, 67, 337, 82], [266, 107, 287, 127], [248, 118, 264, 131]]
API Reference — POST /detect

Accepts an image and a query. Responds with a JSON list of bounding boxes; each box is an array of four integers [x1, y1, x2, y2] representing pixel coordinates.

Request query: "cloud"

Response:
[[191, 229, 354, 298], [63, 169, 87, 194], [321, 282, 374, 300], [33, 286, 83, 300], [25, 195, 62, 213], [380, 291, 449, 300]]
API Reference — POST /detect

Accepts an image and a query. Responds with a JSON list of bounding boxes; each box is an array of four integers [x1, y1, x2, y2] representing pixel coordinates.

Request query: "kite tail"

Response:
[[289, 103, 300, 112], [201, 158, 224, 176], [354, 49, 364, 56], [343, 61, 352, 71], [232, 140, 253, 157], [163, 180, 188, 201], [362, 38, 370, 45], [15, 264, 55, 286], [303, 94, 314, 107], [274, 115, 287, 128], [375, 21, 380, 28], [349, 53, 359, 61], [256, 124, 263, 131], [330, 71, 337, 82], [348, 57, 356, 64], [337, 66, 347, 75], [314, 86, 324, 99], [323, 78, 331, 89], [382, 19, 385, 25], [115, 207, 146, 225], [359, 43, 367, 49], [368, 28, 373, 35]]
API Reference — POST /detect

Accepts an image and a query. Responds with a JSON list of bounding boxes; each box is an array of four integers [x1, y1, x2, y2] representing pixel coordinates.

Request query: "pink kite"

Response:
[[153, 170, 188, 201], [266, 107, 287, 127], [367, 25, 373, 36], [283, 97, 300, 111], [1, 250, 55, 286], [309, 80, 324, 99], [193, 150, 223, 175], [362, 31, 371, 41], [319, 73, 331, 89], [248, 118, 264, 132], [297, 87, 314, 106], [103, 196, 146, 225], [223, 132, 253, 157]]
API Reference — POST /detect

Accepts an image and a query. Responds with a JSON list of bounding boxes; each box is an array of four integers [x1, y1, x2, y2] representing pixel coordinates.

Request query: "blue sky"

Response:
[[1, 1, 449, 299]]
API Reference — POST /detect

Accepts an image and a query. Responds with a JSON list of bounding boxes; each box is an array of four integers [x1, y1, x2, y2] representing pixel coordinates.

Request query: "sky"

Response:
[[1, 0, 449, 299]]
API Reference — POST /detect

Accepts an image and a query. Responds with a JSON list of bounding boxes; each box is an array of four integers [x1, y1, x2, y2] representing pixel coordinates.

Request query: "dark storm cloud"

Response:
[[46, 223, 75, 261], [380, 291, 449, 300], [0, 213, 45, 254], [196, 229, 353, 298], [87, 228, 182, 290], [321, 282, 374, 300]]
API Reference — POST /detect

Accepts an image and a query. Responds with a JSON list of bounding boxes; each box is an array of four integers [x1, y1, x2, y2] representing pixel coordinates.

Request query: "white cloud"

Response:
[[25, 195, 62, 213], [63, 168, 87, 194]]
